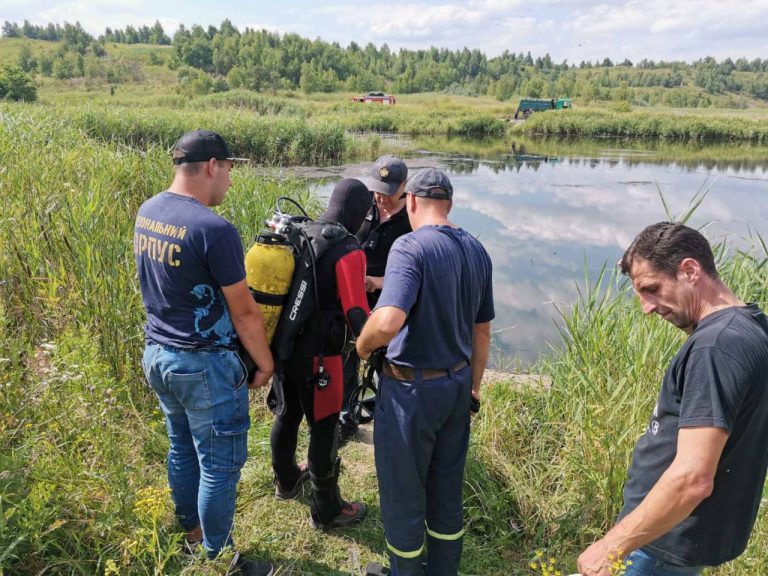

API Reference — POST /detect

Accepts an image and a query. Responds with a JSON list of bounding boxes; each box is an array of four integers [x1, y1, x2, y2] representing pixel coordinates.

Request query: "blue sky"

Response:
[[3, 0, 767, 63]]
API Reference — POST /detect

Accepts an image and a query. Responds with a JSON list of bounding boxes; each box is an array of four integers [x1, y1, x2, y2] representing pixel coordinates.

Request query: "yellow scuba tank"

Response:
[[244, 232, 295, 343]]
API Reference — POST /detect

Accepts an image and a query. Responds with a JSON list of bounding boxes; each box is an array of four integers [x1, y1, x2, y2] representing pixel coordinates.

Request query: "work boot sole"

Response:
[[310, 501, 367, 530]]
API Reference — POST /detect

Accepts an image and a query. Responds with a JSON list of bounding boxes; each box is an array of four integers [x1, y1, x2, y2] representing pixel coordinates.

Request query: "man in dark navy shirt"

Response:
[[135, 130, 274, 576], [578, 222, 768, 576], [357, 169, 494, 576]]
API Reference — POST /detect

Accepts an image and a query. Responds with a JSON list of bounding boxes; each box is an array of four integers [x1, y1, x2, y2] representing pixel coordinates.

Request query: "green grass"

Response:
[[0, 37, 60, 62], [2, 88, 768, 575]]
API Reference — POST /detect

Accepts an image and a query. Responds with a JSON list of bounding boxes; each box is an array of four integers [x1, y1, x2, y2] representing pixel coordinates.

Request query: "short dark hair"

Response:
[[174, 159, 203, 175], [620, 222, 718, 279]]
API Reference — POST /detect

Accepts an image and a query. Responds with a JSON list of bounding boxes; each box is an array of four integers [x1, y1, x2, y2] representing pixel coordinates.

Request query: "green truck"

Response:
[[515, 98, 572, 119]]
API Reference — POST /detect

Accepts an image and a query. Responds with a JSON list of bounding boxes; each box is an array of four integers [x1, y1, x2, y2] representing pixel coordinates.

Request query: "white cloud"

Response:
[[4, 0, 767, 61], [571, 0, 768, 61]]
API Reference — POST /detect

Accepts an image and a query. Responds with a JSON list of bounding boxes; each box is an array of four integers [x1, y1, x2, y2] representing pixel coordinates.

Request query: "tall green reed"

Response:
[[472, 235, 768, 569], [519, 109, 768, 143], [0, 104, 324, 574]]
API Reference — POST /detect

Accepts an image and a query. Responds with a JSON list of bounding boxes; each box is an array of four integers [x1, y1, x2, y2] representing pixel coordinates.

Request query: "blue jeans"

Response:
[[142, 343, 250, 557], [624, 549, 704, 576]]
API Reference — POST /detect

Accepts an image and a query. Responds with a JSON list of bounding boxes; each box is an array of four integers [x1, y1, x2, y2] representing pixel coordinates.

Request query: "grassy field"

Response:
[[1, 84, 768, 575], [5, 36, 768, 142]]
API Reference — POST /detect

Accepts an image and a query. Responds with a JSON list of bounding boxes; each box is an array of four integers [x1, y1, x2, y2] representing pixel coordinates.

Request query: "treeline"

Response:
[[4, 18, 768, 106], [167, 21, 575, 97], [166, 21, 768, 104], [8, 21, 142, 84], [586, 56, 768, 74], [2, 20, 93, 52], [102, 22, 170, 45], [2, 19, 170, 46]]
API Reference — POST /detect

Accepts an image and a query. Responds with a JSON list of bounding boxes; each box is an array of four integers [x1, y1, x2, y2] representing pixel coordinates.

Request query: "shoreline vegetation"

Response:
[[1, 73, 767, 575], [516, 108, 768, 143]]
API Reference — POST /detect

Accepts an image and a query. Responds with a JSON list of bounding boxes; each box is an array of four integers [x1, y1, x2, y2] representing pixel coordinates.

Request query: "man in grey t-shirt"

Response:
[[578, 222, 768, 576]]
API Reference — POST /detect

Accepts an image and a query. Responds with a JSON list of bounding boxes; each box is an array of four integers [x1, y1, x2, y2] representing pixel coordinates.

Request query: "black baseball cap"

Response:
[[366, 155, 408, 196], [405, 169, 453, 200], [171, 129, 248, 165]]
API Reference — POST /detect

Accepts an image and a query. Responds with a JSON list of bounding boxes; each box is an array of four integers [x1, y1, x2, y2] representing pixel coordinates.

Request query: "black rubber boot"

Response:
[[309, 457, 366, 529]]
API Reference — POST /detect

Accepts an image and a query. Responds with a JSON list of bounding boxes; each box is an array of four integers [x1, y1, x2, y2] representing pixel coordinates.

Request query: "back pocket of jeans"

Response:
[[210, 418, 250, 471], [167, 370, 211, 409]]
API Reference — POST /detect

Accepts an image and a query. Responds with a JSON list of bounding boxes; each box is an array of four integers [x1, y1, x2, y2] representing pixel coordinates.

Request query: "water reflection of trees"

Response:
[[415, 135, 768, 175], [443, 154, 555, 174]]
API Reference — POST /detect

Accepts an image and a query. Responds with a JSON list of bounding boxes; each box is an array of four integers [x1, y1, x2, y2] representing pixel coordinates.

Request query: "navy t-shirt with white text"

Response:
[[134, 192, 245, 349]]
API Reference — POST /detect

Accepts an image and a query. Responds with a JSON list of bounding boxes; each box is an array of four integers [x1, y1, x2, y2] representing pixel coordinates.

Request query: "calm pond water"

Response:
[[314, 138, 768, 366]]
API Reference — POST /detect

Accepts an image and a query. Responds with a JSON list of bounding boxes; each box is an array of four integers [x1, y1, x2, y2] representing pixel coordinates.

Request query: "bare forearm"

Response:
[[356, 306, 406, 359], [221, 280, 274, 385], [578, 466, 712, 576], [579, 428, 727, 576], [232, 311, 273, 374], [471, 322, 491, 394], [602, 465, 712, 553], [356, 320, 394, 359]]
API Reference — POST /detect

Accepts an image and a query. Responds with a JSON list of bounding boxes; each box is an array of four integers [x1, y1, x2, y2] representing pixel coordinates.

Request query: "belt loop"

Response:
[[415, 368, 423, 385]]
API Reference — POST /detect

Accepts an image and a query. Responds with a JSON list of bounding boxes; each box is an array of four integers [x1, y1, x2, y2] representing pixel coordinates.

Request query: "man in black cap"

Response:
[[339, 155, 412, 441], [357, 169, 494, 576], [135, 130, 275, 575]]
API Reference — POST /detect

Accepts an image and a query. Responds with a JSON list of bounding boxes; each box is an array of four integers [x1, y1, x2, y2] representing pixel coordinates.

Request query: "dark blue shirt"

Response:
[[376, 225, 494, 369], [134, 192, 245, 349]]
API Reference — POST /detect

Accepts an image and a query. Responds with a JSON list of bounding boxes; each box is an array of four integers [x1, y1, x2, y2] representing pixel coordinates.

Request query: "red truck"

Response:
[[351, 91, 396, 105]]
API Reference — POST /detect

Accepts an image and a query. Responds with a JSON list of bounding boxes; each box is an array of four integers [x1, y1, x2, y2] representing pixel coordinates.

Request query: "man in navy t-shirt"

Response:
[[577, 222, 768, 576], [135, 130, 274, 576], [357, 169, 494, 576]]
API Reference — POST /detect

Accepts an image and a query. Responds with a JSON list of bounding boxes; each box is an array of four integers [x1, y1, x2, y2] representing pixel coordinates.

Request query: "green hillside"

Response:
[[3, 18, 768, 110]]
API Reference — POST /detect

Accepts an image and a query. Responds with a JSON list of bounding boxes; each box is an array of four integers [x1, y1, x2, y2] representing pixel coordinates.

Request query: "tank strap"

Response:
[[249, 288, 287, 307]]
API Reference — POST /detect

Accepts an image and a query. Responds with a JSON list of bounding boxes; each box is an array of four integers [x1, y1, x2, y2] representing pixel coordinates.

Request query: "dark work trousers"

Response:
[[374, 364, 472, 576], [270, 355, 339, 505]]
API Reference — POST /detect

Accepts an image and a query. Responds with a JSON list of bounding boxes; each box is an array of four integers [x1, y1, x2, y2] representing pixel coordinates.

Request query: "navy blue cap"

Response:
[[171, 129, 247, 165], [405, 169, 453, 200]]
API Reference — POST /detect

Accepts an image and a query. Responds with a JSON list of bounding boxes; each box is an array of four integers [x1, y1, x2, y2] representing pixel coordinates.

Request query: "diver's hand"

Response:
[[364, 275, 384, 293]]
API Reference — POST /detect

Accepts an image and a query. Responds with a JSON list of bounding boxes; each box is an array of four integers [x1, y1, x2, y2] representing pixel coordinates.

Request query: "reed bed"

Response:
[[0, 105, 334, 574], [195, 90, 309, 117], [4, 102, 345, 164], [322, 104, 507, 136], [472, 241, 768, 572], [519, 109, 768, 143]]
